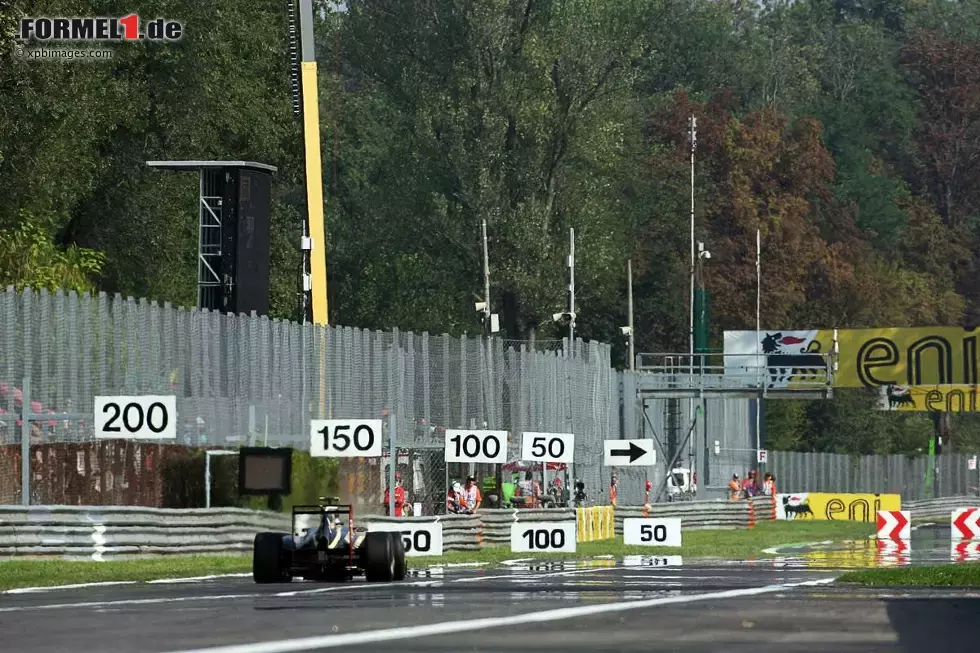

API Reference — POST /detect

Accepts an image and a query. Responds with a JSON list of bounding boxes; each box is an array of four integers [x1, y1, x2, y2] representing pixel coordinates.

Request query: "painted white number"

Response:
[[640, 524, 668, 543], [320, 424, 375, 453], [530, 436, 564, 459], [623, 518, 682, 547], [522, 528, 565, 550], [444, 430, 508, 463], [401, 530, 431, 553], [510, 521, 576, 553], [450, 433, 499, 459], [366, 522, 443, 557], [310, 420, 383, 457], [520, 432, 575, 463], [95, 396, 176, 439]]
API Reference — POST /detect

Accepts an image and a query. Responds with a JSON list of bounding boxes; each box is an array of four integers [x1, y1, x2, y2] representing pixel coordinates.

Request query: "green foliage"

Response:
[[5, 0, 980, 453], [0, 218, 104, 293], [161, 448, 337, 510]]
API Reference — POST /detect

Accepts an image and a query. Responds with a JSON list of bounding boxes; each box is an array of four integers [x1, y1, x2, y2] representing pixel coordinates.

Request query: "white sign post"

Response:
[[520, 432, 575, 464], [444, 429, 508, 464], [510, 521, 576, 553], [309, 419, 383, 457], [366, 521, 444, 557], [94, 395, 177, 439], [623, 518, 682, 547], [603, 439, 656, 467]]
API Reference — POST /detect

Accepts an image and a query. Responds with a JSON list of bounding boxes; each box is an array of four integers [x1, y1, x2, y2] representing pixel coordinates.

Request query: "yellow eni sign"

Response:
[[779, 492, 901, 522], [724, 328, 980, 411], [836, 328, 980, 388]]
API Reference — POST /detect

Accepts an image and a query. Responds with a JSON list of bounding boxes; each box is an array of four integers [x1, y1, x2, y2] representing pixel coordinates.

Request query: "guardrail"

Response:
[[0, 506, 288, 559], [904, 496, 980, 523], [614, 501, 753, 532]]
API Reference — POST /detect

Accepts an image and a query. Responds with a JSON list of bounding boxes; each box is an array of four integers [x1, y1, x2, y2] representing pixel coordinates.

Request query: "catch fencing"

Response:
[[768, 451, 980, 501], [0, 288, 620, 511]]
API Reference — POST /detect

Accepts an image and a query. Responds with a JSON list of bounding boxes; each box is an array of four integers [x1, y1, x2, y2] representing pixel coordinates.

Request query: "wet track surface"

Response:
[[3, 541, 980, 653]]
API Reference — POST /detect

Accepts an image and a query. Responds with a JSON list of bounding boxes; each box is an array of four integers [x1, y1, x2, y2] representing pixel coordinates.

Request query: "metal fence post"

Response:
[[388, 411, 397, 517], [21, 377, 30, 507], [205, 451, 212, 509]]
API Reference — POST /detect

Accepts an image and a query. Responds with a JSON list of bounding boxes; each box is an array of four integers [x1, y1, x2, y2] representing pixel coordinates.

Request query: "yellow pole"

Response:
[[299, 0, 328, 326]]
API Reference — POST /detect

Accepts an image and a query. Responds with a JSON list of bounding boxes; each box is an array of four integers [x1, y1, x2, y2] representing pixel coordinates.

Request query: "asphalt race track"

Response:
[[2, 552, 980, 653]]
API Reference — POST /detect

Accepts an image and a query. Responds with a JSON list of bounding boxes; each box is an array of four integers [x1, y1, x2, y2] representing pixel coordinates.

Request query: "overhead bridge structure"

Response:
[[632, 352, 836, 401]]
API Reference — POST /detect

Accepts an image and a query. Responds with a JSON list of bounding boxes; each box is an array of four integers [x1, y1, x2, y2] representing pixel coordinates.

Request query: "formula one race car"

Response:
[[252, 498, 406, 584]]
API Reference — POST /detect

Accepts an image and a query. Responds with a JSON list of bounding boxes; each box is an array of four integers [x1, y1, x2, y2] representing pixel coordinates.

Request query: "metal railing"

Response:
[[635, 352, 834, 390]]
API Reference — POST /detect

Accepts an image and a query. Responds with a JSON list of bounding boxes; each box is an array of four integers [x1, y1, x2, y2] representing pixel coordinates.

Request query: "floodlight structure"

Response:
[[146, 160, 276, 316]]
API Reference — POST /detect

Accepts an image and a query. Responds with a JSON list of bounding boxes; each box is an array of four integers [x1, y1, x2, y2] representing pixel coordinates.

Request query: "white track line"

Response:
[[148, 573, 253, 584], [3, 581, 139, 594], [161, 578, 838, 653], [3, 573, 252, 594], [0, 593, 262, 613]]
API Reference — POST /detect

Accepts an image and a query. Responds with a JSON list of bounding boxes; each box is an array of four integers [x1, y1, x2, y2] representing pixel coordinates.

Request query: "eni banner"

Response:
[[776, 492, 901, 522], [724, 328, 980, 411]]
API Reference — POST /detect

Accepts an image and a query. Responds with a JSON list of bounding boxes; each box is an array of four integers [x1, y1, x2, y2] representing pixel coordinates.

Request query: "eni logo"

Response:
[[824, 496, 882, 521], [856, 334, 978, 386]]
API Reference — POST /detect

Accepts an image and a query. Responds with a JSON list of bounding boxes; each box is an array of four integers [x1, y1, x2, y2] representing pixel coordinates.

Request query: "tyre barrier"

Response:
[[903, 496, 979, 524], [614, 501, 753, 533], [0, 505, 289, 559], [0, 502, 759, 558], [479, 508, 577, 547]]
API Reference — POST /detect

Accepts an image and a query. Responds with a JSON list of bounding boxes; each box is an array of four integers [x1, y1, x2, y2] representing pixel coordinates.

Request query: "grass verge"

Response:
[[0, 556, 251, 592], [0, 521, 875, 591], [409, 520, 875, 567], [838, 564, 980, 587]]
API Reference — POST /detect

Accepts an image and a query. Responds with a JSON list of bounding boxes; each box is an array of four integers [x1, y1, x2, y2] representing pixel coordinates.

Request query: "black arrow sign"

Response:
[[610, 442, 646, 463]]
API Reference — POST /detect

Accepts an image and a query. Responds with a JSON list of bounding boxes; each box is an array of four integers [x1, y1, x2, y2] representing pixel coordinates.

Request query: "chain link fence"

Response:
[[769, 451, 980, 501], [0, 288, 621, 509]]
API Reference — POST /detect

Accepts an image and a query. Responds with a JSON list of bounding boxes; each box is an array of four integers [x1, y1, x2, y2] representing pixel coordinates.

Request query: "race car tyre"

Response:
[[364, 531, 396, 582], [253, 532, 292, 584], [389, 532, 407, 581]]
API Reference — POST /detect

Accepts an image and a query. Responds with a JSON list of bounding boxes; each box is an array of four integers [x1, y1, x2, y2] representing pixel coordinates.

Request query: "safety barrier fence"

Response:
[[0, 502, 762, 558], [576, 505, 615, 542], [903, 496, 980, 523]]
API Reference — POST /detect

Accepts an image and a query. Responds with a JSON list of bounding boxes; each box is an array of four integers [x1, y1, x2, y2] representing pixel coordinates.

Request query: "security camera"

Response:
[[703, 251, 711, 260], [620, 326, 632, 336], [475, 301, 487, 313], [553, 312, 565, 323]]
